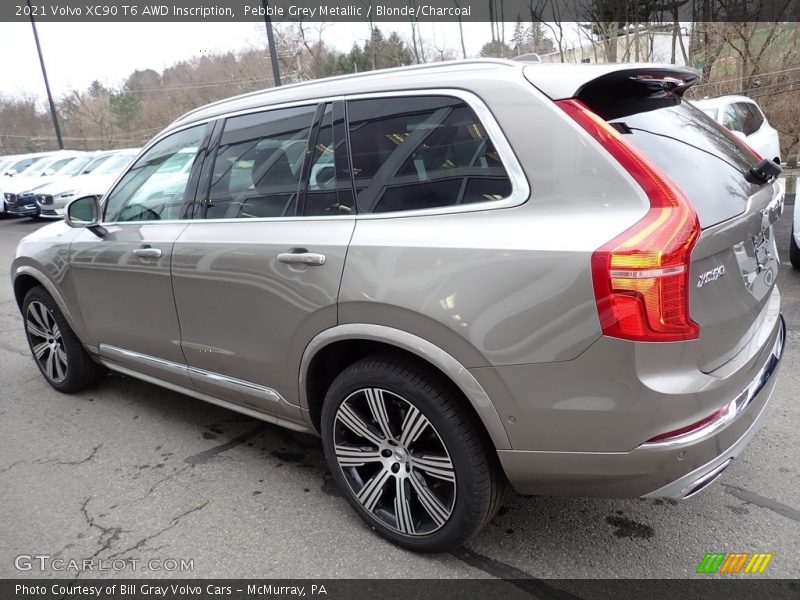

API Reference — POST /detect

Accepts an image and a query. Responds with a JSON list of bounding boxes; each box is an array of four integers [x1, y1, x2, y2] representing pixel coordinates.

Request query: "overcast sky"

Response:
[[0, 21, 552, 101]]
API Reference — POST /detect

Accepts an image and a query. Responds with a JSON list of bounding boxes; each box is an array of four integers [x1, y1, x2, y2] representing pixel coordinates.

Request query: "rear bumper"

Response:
[[497, 315, 785, 498]]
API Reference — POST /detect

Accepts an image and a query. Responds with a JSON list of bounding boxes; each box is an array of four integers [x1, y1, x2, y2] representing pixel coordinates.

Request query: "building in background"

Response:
[[539, 27, 691, 66]]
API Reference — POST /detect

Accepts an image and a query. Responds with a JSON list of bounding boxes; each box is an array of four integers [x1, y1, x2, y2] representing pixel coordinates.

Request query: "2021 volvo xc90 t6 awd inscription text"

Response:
[[12, 60, 785, 552]]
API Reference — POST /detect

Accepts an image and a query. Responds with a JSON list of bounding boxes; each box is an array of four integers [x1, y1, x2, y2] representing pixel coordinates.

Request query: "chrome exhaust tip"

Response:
[[682, 458, 733, 499]]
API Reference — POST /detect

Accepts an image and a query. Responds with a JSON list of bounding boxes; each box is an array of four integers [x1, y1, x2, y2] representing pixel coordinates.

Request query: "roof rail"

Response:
[[174, 58, 519, 125]]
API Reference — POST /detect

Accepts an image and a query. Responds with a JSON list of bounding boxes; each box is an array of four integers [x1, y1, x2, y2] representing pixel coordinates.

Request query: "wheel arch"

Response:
[[299, 324, 511, 450], [13, 266, 87, 345]]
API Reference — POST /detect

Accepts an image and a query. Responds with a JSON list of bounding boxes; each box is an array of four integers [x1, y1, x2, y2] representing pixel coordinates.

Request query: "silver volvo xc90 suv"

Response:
[[12, 60, 785, 552]]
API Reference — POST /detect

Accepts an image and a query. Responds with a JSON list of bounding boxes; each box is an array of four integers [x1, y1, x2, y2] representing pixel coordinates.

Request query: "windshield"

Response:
[[19, 155, 75, 176], [79, 153, 114, 175], [94, 152, 137, 175], [60, 155, 94, 176], [49, 156, 81, 174], [15, 157, 49, 176]]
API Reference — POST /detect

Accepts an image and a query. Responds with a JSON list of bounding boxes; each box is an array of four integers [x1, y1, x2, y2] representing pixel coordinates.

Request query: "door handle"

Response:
[[278, 250, 326, 266], [133, 247, 162, 259]]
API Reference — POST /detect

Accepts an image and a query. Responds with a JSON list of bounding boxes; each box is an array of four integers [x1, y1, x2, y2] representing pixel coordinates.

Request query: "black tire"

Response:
[[790, 227, 800, 270], [321, 354, 506, 553], [22, 286, 106, 393]]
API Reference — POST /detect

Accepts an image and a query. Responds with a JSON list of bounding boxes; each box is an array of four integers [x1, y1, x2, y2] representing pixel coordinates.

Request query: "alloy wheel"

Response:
[[26, 300, 68, 383], [333, 387, 456, 536]]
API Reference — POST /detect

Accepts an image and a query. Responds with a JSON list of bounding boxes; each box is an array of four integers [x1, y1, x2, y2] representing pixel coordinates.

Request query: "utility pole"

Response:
[[27, 0, 63, 149], [260, 0, 282, 86]]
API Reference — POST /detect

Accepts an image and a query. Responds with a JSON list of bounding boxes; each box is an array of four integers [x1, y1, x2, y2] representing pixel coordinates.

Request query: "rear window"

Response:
[[609, 101, 761, 229]]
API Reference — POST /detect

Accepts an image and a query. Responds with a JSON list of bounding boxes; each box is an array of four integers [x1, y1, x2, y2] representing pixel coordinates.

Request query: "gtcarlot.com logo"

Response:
[[15, 554, 194, 572], [696, 552, 773, 574]]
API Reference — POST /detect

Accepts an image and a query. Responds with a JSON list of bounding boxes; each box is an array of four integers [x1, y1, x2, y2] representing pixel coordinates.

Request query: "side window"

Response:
[[347, 96, 512, 214], [302, 104, 355, 217], [204, 105, 316, 219], [735, 103, 758, 136], [104, 124, 205, 222], [722, 105, 743, 132], [745, 103, 764, 132]]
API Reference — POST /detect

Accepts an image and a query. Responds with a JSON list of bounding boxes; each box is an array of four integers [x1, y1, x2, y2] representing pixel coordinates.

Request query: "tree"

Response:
[[109, 92, 141, 133], [88, 80, 106, 98], [578, 0, 661, 62], [480, 40, 513, 58], [124, 69, 161, 93], [511, 19, 556, 56]]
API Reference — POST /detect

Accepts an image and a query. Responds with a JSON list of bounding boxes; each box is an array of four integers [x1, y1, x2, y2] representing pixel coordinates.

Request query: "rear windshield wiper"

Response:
[[745, 158, 782, 185]]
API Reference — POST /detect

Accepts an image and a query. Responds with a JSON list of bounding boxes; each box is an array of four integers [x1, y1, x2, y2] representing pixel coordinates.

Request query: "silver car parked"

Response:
[[11, 60, 785, 552]]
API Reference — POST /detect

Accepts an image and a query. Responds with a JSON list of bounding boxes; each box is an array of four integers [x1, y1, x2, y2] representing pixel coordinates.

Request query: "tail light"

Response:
[[557, 99, 700, 342]]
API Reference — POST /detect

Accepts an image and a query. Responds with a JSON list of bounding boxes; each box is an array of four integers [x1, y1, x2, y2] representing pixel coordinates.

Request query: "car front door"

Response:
[[171, 102, 356, 418], [68, 123, 210, 386]]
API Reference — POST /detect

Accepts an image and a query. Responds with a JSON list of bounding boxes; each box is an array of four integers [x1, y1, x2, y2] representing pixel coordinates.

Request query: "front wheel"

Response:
[[22, 286, 106, 393], [321, 355, 505, 552], [790, 227, 800, 269]]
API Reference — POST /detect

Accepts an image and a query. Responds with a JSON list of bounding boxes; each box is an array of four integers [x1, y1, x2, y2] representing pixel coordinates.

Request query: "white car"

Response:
[[1, 151, 58, 178], [1, 151, 85, 217], [37, 149, 140, 219], [692, 95, 781, 164]]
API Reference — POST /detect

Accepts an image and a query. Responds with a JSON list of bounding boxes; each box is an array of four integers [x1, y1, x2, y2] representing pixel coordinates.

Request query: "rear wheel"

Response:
[[790, 227, 800, 269], [321, 355, 505, 553], [22, 286, 105, 393]]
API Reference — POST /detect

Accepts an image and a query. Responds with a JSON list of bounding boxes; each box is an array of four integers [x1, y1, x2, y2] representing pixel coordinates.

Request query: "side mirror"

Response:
[[43, 169, 56, 176], [65, 195, 106, 238]]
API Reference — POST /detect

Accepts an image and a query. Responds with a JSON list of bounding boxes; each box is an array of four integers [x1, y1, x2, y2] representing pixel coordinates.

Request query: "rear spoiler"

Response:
[[524, 64, 700, 120]]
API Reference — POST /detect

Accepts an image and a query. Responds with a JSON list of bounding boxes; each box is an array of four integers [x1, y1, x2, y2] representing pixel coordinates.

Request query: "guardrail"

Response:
[[783, 154, 797, 199]]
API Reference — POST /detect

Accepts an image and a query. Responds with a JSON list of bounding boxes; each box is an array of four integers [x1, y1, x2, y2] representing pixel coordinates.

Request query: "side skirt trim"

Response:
[[97, 344, 314, 435]]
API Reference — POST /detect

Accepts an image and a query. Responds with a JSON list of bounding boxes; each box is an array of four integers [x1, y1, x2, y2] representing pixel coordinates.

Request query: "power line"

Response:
[[694, 65, 800, 88], [0, 133, 152, 144], [700, 79, 800, 100]]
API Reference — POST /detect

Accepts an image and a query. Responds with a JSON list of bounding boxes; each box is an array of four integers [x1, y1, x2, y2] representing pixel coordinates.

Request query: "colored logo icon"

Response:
[[696, 552, 773, 574]]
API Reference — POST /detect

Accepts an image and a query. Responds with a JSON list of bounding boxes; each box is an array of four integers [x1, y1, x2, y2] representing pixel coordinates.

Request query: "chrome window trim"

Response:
[[100, 89, 530, 225]]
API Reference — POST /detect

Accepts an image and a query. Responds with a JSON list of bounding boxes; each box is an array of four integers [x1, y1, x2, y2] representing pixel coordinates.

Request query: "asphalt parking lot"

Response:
[[0, 206, 798, 581]]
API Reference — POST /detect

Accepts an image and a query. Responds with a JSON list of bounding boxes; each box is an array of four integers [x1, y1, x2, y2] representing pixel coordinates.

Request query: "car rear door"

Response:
[[67, 123, 211, 386], [171, 101, 356, 417]]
